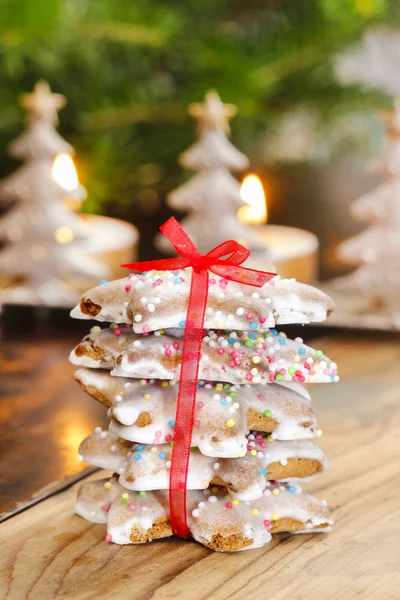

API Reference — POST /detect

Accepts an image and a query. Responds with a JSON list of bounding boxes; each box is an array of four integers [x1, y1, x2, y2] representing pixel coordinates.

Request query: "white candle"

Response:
[[52, 154, 139, 288], [248, 225, 319, 283], [238, 175, 319, 283], [66, 214, 139, 292]]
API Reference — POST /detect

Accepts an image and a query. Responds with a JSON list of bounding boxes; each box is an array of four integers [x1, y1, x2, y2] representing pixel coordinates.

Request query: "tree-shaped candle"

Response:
[[0, 81, 109, 307], [334, 104, 400, 315], [156, 90, 265, 254]]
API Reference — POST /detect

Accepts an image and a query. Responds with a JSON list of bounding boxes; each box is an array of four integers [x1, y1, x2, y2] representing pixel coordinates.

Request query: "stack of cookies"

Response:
[[70, 270, 338, 552]]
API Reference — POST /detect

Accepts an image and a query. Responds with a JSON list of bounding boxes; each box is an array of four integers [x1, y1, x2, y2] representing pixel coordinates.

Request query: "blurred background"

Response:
[[0, 0, 399, 272]]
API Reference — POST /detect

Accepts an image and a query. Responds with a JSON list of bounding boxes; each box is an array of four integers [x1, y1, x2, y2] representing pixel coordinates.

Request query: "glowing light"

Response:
[[237, 174, 267, 226], [52, 154, 79, 190], [55, 226, 74, 244]]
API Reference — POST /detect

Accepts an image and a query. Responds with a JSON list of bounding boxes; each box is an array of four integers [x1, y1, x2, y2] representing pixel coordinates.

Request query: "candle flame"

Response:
[[55, 226, 74, 244], [238, 174, 267, 225], [52, 153, 79, 190]]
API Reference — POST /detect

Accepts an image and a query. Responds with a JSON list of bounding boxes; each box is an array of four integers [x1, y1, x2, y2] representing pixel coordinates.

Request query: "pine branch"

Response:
[[76, 21, 167, 47], [79, 103, 186, 130]]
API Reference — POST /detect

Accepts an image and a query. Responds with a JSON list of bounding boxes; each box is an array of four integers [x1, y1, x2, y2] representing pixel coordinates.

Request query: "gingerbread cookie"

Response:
[[111, 328, 338, 384], [75, 476, 123, 524], [70, 326, 183, 370], [70, 271, 334, 332], [74, 372, 318, 456], [78, 427, 131, 471], [72, 367, 133, 408], [73, 366, 312, 408], [109, 380, 319, 451], [71, 325, 337, 385], [70, 325, 139, 369], [75, 477, 332, 551], [79, 429, 327, 500]]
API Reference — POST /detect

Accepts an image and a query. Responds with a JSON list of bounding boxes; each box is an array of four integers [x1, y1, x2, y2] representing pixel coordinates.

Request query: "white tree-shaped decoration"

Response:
[[333, 29, 400, 315], [334, 105, 400, 313], [0, 81, 108, 307], [156, 90, 265, 254], [335, 28, 400, 98]]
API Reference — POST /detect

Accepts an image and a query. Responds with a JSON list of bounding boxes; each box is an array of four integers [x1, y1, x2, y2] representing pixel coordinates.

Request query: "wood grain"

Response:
[[1, 333, 399, 599], [0, 312, 106, 520]]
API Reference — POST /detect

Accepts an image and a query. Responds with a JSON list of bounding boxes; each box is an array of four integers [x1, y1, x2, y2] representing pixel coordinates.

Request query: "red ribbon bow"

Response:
[[123, 217, 276, 538]]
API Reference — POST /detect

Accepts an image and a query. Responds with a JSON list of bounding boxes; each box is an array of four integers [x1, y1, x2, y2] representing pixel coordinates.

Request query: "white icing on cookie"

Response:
[[75, 479, 333, 551], [73, 367, 133, 406], [78, 432, 326, 500], [107, 488, 171, 545], [105, 380, 317, 456], [259, 485, 332, 533], [73, 370, 317, 454], [70, 326, 139, 369], [259, 437, 327, 472], [75, 477, 123, 524], [111, 329, 338, 384], [78, 428, 129, 472], [71, 271, 334, 331]]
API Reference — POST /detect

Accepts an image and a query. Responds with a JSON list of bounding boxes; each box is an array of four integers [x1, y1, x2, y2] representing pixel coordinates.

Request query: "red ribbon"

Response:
[[123, 217, 276, 538]]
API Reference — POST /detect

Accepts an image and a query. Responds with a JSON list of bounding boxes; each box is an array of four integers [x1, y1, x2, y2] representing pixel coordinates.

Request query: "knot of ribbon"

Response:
[[123, 217, 276, 538]]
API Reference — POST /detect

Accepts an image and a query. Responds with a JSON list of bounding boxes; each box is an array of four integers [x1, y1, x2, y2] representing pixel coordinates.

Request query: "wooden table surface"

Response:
[[0, 310, 106, 520], [1, 326, 400, 599]]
